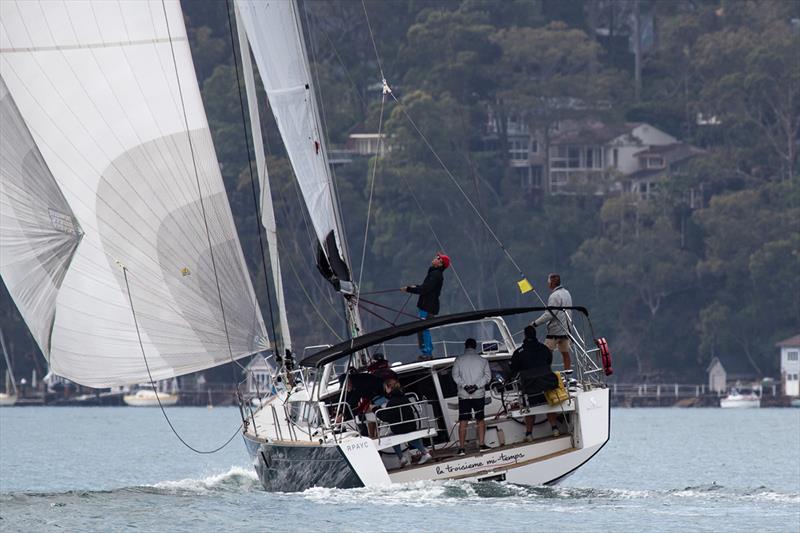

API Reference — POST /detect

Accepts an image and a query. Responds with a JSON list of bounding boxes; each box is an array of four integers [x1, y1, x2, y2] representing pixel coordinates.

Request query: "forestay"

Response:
[[0, 0, 268, 387], [235, 0, 352, 285]]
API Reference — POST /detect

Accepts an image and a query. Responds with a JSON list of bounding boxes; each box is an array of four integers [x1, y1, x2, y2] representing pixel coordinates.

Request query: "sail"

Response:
[[0, 0, 268, 387], [0, 76, 83, 358], [234, 5, 292, 352], [234, 0, 352, 286]]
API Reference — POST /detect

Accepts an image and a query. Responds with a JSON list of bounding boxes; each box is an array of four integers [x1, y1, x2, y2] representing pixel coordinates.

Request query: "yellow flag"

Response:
[[517, 278, 533, 294]]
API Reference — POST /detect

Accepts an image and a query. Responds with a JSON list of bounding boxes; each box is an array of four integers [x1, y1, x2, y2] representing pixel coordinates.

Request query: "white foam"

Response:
[[150, 466, 258, 493]]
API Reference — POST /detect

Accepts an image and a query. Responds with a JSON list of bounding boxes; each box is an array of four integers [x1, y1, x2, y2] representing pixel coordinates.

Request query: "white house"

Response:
[[606, 123, 677, 175], [627, 143, 705, 200], [777, 334, 800, 397]]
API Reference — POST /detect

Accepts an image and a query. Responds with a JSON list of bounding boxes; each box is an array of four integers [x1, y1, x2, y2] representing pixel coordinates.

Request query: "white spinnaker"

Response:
[[0, 0, 268, 387], [0, 75, 83, 360], [234, 0, 346, 266], [234, 5, 292, 352]]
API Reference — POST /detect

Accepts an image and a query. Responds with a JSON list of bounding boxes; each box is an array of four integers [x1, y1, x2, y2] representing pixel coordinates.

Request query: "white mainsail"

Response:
[[0, 0, 268, 387], [234, 0, 352, 284], [234, 5, 292, 352]]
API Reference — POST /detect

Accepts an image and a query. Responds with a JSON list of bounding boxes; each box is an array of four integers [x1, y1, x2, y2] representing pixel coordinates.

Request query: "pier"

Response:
[[609, 382, 789, 407]]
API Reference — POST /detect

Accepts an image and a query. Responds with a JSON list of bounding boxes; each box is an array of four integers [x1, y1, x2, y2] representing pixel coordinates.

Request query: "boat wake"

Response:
[[2, 473, 796, 508], [300, 480, 799, 507], [147, 466, 260, 494]]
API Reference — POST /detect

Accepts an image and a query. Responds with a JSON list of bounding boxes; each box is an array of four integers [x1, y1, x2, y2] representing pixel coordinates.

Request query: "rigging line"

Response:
[[356, 303, 396, 327], [359, 288, 402, 295], [360, 0, 385, 79], [357, 296, 417, 320], [311, 11, 369, 113], [388, 90, 526, 279], [225, 0, 280, 356], [275, 194, 341, 313], [277, 234, 345, 341], [354, 91, 387, 312], [160, 0, 242, 371], [396, 170, 477, 311], [122, 266, 242, 454], [391, 294, 413, 324]]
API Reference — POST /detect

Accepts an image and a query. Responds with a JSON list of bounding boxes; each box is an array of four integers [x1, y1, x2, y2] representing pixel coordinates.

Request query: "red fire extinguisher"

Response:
[[596, 337, 613, 376]]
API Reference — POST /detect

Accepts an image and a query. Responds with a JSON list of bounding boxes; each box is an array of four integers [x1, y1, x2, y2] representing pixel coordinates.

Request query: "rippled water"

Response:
[[1, 407, 798, 532]]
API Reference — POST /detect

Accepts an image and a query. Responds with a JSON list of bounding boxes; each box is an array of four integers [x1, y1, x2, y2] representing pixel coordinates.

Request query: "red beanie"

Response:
[[437, 253, 451, 269]]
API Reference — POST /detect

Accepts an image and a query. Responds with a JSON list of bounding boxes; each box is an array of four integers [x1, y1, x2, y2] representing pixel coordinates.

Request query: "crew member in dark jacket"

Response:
[[401, 252, 450, 357], [376, 378, 432, 467], [510, 325, 560, 440]]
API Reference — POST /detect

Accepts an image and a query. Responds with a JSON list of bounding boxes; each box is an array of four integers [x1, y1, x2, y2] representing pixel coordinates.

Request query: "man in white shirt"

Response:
[[452, 338, 491, 455], [532, 273, 573, 371]]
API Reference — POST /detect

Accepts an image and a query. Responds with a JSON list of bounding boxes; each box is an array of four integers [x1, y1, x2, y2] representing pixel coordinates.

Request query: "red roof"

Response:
[[776, 334, 800, 348]]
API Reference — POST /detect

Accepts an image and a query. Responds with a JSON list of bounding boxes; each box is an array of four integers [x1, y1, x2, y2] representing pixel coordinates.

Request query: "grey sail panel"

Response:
[[0, 75, 83, 358]]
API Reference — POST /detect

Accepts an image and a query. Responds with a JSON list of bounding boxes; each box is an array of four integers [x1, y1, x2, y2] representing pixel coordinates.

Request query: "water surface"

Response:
[[1, 407, 797, 532]]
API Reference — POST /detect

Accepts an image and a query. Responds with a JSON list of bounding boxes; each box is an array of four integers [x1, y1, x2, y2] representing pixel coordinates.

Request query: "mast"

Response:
[[234, 5, 293, 355], [289, 0, 364, 340], [0, 330, 18, 396]]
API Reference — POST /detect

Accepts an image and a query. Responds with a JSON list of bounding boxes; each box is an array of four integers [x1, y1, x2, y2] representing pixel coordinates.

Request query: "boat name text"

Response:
[[435, 452, 525, 475]]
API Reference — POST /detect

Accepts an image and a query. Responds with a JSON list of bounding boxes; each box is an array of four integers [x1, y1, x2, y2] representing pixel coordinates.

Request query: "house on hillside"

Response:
[[627, 143, 705, 201], [484, 115, 698, 197], [706, 355, 761, 394], [777, 334, 800, 397]]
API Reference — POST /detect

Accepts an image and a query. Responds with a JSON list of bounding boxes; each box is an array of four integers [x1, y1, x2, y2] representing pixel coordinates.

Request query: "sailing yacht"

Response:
[[0, 329, 17, 406], [0, 0, 610, 491]]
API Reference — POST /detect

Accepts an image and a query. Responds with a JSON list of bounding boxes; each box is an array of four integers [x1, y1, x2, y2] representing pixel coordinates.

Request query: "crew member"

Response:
[[531, 273, 573, 371], [401, 252, 449, 358], [452, 338, 491, 455], [510, 325, 560, 440]]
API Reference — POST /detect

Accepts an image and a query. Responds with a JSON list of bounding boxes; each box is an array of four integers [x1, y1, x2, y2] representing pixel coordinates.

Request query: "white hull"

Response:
[[0, 393, 17, 406], [245, 387, 610, 490], [123, 391, 179, 407], [720, 396, 760, 408]]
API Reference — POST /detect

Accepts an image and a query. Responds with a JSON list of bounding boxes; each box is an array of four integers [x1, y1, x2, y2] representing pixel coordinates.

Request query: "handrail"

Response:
[[373, 399, 436, 444]]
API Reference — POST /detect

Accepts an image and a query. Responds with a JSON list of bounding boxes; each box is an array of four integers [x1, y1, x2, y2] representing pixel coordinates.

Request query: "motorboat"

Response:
[[123, 384, 179, 407], [719, 388, 760, 408]]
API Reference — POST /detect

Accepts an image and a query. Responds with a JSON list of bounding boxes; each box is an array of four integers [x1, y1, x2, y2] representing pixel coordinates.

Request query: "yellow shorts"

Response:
[[545, 336, 571, 353]]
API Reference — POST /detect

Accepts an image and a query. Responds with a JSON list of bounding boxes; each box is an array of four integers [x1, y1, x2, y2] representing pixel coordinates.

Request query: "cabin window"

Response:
[[787, 351, 798, 361]]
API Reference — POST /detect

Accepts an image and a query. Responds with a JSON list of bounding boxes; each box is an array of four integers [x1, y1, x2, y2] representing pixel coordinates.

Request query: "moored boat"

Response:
[[123, 384, 180, 407], [719, 388, 760, 408]]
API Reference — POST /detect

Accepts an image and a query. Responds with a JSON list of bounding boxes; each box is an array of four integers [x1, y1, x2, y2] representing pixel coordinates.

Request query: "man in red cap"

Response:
[[401, 252, 449, 358]]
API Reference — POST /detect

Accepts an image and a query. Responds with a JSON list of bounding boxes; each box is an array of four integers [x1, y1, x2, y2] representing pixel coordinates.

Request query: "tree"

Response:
[[692, 4, 800, 180], [694, 181, 800, 373], [490, 22, 627, 192], [572, 195, 698, 374]]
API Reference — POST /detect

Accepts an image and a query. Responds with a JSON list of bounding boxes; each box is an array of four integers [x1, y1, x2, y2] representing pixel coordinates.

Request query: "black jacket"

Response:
[[407, 266, 444, 315], [345, 372, 385, 410], [376, 390, 417, 434], [510, 338, 557, 398]]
